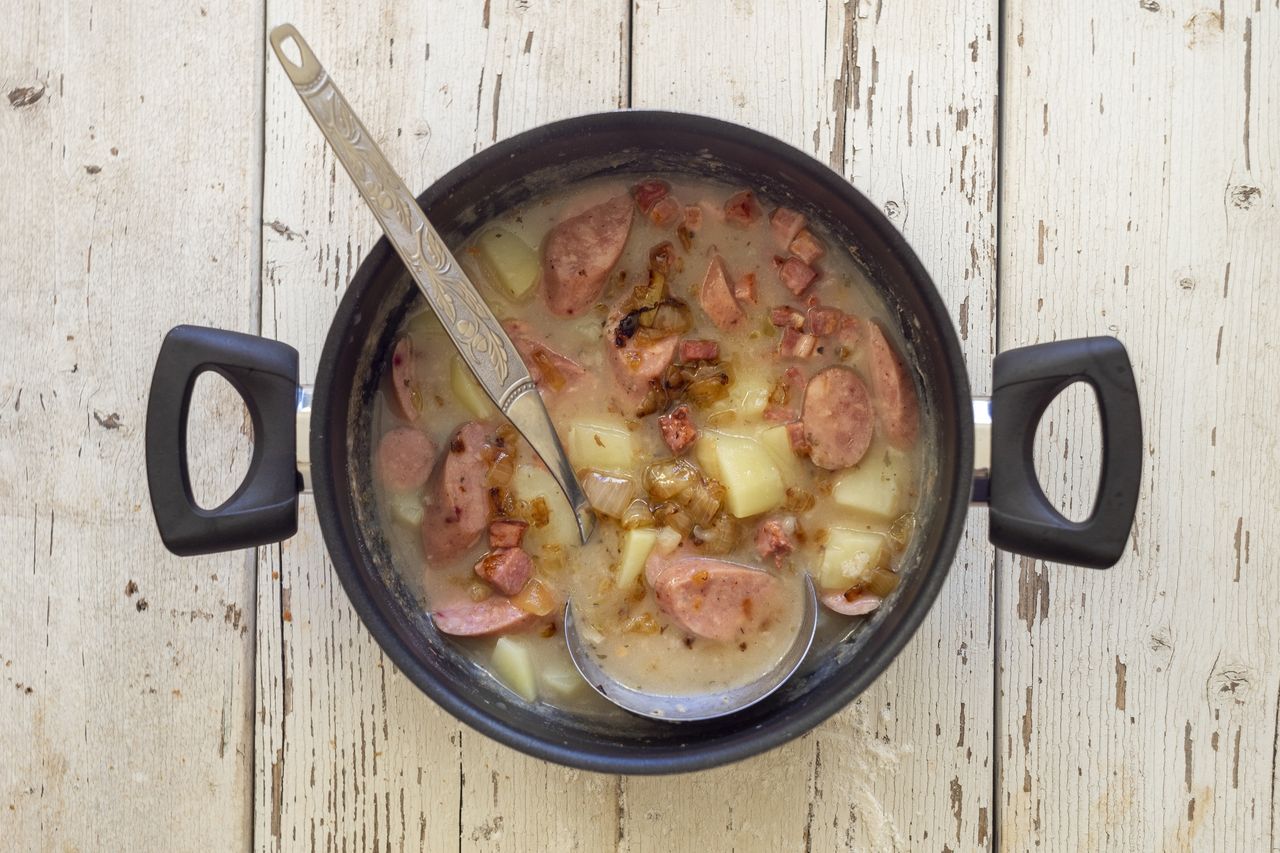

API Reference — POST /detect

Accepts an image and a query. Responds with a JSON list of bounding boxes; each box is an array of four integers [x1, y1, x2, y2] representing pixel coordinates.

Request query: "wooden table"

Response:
[[3, 1, 1275, 849]]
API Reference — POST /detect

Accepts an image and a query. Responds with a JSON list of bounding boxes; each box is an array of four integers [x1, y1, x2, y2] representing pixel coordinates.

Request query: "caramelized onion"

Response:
[[581, 470, 636, 519]]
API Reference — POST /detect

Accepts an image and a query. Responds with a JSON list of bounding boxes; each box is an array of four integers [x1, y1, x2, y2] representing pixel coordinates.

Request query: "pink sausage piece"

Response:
[[658, 404, 697, 454], [697, 254, 746, 330], [387, 336, 420, 421], [724, 190, 761, 227], [788, 228, 826, 265], [770, 207, 807, 247], [754, 516, 795, 567], [778, 257, 818, 296], [488, 518, 529, 549], [651, 557, 783, 643], [433, 596, 537, 637], [679, 339, 720, 362], [474, 547, 534, 596], [502, 319, 587, 394], [820, 590, 883, 616], [607, 314, 680, 404], [376, 427, 438, 493], [802, 366, 874, 470], [734, 271, 758, 305], [543, 195, 634, 316], [421, 422, 494, 561], [866, 322, 921, 450]]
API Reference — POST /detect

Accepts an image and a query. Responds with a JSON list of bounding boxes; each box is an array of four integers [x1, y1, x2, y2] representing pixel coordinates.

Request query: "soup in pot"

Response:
[[370, 175, 923, 712]]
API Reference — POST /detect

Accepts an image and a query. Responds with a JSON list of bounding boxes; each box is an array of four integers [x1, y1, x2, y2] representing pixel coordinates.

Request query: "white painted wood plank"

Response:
[[255, 3, 628, 850], [999, 1, 1279, 849], [0, 1, 262, 848], [628, 1, 998, 850]]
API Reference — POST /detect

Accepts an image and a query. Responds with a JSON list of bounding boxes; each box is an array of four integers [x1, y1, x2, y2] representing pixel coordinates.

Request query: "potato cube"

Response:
[[510, 465, 578, 551], [450, 355, 497, 419], [567, 418, 636, 475], [831, 448, 908, 521], [491, 637, 537, 702], [617, 528, 658, 589], [695, 431, 785, 518], [758, 424, 804, 482], [476, 228, 539, 299], [539, 661, 586, 698], [819, 528, 887, 591], [407, 307, 446, 351], [386, 491, 425, 527]]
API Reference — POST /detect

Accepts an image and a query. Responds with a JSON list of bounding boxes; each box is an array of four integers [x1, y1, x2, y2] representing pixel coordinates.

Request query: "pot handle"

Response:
[[988, 336, 1142, 568], [145, 325, 301, 556]]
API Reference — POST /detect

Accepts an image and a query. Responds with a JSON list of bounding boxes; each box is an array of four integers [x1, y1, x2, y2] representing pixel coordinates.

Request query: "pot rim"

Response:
[[310, 109, 975, 774]]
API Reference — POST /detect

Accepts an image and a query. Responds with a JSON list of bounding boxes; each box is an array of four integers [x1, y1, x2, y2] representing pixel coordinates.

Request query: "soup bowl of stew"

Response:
[[145, 111, 1141, 774]]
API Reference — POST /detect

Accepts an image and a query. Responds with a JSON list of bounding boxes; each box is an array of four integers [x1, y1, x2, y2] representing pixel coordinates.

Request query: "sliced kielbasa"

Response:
[[474, 547, 534, 596], [432, 596, 536, 636], [543, 195, 634, 316], [866, 321, 920, 450], [678, 339, 720, 362], [421, 421, 494, 561], [697, 255, 745, 330], [502, 319, 586, 393], [770, 207, 806, 247], [650, 557, 782, 643], [802, 366, 874, 470], [820, 590, 882, 616], [387, 336, 420, 421], [724, 191, 761, 227], [607, 311, 679, 405], [488, 518, 529, 549], [376, 427, 438, 493], [788, 229, 825, 265], [778, 257, 817, 295]]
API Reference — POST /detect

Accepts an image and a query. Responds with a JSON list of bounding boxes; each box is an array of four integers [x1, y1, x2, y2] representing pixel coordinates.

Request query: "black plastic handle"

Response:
[[145, 325, 301, 556], [989, 336, 1142, 569]]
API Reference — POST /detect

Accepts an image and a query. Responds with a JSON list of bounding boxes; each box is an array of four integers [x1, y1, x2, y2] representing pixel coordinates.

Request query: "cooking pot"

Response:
[[144, 111, 1142, 774]]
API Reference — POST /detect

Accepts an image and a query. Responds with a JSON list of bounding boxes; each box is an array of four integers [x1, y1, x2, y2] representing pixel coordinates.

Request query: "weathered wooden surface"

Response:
[[998, 1, 1279, 849], [3, 0, 1277, 850], [0, 0, 263, 848]]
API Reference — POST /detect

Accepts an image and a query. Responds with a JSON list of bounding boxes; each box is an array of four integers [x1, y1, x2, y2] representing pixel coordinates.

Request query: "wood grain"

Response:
[[0, 0, 263, 848], [255, 3, 629, 850], [627, 1, 999, 849], [999, 1, 1279, 849]]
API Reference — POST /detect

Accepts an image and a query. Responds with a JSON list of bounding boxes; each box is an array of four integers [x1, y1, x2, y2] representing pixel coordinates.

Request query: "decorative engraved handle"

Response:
[[269, 24, 594, 542]]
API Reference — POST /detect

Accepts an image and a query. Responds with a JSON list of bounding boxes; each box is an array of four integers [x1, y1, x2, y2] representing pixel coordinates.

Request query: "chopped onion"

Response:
[[863, 567, 900, 598], [468, 581, 492, 603], [783, 488, 816, 513], [581, 470, 636, 519], [887, 512, 916, 552], [622, 612, 660, 634], [513, 577, 556, 616], [486, 449, 515, 488], [621, 499, 655, 529], [675, 477, 724, 526], [652, 502, 695, 535], [691, 513, 739, 555], [643, 458, 699, 501]]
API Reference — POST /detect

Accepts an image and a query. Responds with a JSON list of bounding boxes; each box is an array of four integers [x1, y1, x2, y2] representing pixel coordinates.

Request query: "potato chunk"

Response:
[[476, 227, 539, 299], [616, 528, 658, 589], [695, 431, 785, 518], [386, 491, 425, 527], [818, 528, 887, 591], [491, 637, 537, 702], [539, 661, 587, 698], [567, 418, 636, 475], [510, 464, 578, 551], [831, 447, 908, 521], [758, 424, 804, 482], [450, 355, 497, 419]]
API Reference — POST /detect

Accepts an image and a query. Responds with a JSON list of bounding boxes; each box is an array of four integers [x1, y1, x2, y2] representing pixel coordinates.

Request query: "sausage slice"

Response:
[[474, 547, 534, 596], [421, 422, 494, 561], [387, 336, 421, 421], [866, 322, 920, 450], [432, 596, 536, 637], [502, 319, 586, 393], [820, 590, 882, 616], [651, 557, 782, 643], [802, 366, 874, 470], [376, 427, 438, 493], [543, 195, 634, 316], [697, 254, 746, 330]]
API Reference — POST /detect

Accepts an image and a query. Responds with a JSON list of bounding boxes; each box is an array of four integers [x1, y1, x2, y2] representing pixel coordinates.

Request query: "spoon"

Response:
[[268, 24, 594, 544], [564, 575, 819, 720]]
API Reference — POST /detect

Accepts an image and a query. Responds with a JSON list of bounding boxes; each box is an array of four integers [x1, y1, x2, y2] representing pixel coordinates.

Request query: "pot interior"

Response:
[[311, 112, 973, 772]]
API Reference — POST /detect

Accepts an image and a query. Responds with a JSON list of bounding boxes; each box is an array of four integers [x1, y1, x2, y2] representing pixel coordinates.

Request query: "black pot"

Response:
[[145, 111, 1142, 774]]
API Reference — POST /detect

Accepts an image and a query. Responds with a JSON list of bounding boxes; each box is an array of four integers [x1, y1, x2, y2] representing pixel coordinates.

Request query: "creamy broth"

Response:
[[371, 175, 923, 714]]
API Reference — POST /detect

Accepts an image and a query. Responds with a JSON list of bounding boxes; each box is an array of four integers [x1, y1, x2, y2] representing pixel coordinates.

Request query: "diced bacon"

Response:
[[679, 339, 720, 362], [770, 207, 807, 247], [788, 228, 826, 265], [779, 257, 818, 295], [650, 196, 682, 228], [778, 327, 818, 359], [631, 179, 670, 213], [733, 272, 757, 304], [683, 205, 704, 231], [473, 547, 534, 596], [769, 306, 806, 329], [488, 518, 528, 549], [785, 421, 811, 456], [755, 517, 795, 566], [658, 405, 698, 454], [724, 190, 761, 227]]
